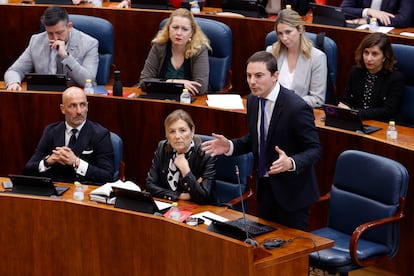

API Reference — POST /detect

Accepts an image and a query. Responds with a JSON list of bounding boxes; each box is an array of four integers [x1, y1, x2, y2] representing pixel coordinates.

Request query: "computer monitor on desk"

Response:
[[130, 0, 170, 9], [310, 3, 359, 28]]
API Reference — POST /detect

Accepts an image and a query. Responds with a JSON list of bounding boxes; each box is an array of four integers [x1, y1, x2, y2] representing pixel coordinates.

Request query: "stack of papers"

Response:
[[356, 25, 394, 33], [206, 94, 244, 110], [90, 180, 141, 204]]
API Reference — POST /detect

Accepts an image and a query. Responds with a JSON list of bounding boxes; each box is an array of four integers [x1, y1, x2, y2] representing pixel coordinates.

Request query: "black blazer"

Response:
[[341, 66, 404, 121], [24, 120, 114, 184], [232, 86, 321, 212], [146, 137, 216, 205]]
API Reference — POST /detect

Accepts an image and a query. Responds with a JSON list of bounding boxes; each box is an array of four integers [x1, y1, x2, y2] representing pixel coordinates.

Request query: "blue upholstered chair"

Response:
[[160, 17, 232, 92], [264, 31, 338, 103], [197, 135, 253, 211], [110, 132, 124, 181], [309, 150, 409, 276], [392, 43, 414, 127], [68, 15, 114, 85]]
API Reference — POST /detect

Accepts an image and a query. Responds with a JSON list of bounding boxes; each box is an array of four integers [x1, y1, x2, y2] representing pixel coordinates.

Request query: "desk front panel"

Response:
[[1, 90, 414, 274], [0, 183, 333, 275], [1, 4, 414, 96]]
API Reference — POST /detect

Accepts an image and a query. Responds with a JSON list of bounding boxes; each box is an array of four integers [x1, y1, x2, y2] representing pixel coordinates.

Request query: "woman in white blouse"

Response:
[[266, 9, 327, 108]]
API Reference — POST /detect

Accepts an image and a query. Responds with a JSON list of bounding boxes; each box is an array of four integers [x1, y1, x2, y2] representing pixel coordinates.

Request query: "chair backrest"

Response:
[[110, 132, 123, 181], [197, 135, 253, 209], [160, 17, 232, 92], [392, 43, 414, 127], [264, 30, 338, 92], [328, 150, 408, 258], [68, 15, 114, 85]]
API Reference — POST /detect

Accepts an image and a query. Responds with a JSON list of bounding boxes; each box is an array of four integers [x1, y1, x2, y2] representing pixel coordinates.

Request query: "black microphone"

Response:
[[235, 165, 257, 247]]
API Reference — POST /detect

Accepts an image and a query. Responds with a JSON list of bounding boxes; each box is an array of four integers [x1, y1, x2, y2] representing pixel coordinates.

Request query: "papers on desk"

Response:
[[400, 32, 414, 37], [206, 94, 244, 110], [190, 211, 228, 225], [356, 24, 394, 33], [89, 179, 141, 204]]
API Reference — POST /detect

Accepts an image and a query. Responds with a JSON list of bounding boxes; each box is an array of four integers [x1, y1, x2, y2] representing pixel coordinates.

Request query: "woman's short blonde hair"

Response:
[[271, 9, 313, 59], [152, 8, 211, 58]]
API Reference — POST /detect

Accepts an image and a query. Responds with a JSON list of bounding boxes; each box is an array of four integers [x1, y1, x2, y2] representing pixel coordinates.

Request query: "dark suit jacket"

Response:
[[146, 136, 216, 205], [341, 66, 404, 121], [232, 86, 321, 212], [341, 0, 414, 28], [24, 120, 114, 184]]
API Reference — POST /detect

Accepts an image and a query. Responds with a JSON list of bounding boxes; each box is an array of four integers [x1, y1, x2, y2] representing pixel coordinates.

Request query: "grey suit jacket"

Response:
[[277, 48, 327, 108], [4, 28, 99, 87], [139, 42, 209, 94]]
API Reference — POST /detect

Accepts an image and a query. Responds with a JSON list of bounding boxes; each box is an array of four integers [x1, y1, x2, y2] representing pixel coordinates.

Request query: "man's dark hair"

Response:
[[246, 51, 278, 74], [41, 6, 69, 27]]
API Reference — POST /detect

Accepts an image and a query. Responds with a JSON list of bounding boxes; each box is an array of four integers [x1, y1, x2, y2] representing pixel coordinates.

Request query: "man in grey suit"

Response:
[[202, 51, 321, 231], [4, 6, 99, 91]]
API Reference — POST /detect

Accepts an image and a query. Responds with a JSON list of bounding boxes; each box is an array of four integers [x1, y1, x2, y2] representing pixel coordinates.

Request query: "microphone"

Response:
[[235, 165, 257, 247]]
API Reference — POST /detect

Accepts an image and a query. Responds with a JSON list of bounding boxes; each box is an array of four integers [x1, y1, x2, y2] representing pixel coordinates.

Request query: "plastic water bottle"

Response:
[[190, 1, 200, 14], [84, 79, 94, 95], [180, 88, 191, 104], [369, 17, 379, 32], [73, 181, 84, 201], [386, 120, 398, 141], [169, 202, 181, 221], [112, 70, 123, 97]]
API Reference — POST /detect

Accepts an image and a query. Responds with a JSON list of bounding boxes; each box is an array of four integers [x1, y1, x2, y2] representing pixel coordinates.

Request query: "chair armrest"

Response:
[[221, 175, 254, 209], [318, 192, 331, 203], [350, 197, 406, 267]]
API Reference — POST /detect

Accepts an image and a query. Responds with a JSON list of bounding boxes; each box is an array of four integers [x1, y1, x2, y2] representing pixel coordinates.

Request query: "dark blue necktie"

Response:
[[68, 129, 78, 148], [258, 98, 267, 177]]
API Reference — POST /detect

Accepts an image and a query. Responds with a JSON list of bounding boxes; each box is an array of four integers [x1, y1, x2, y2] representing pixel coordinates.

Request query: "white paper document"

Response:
[[190, 211, 229, 225], [356, 25, 394, 33], [89, 180, 141, 204], [206, 94, 245, 110]]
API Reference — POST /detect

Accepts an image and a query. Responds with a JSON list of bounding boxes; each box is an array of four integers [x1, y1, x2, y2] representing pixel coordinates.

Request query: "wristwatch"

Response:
[[43, 155, 51, 168]]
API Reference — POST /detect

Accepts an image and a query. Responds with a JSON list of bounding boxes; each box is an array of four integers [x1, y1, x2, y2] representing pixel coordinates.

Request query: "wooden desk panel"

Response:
[[0, 182, 333, 275], [1, 4, 414, 96], [1, 90, 414, 274]]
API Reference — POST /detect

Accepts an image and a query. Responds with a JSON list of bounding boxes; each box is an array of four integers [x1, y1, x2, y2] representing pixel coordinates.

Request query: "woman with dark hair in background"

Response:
[[338, 32, 404, 121]]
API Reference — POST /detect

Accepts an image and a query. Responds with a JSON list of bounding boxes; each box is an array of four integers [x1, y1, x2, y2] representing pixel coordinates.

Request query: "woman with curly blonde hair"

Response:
[[140, 9, 211, 95], [266, 8, 327, 107]]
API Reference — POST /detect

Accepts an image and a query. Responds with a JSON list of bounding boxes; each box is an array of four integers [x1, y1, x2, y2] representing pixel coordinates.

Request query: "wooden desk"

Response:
[[0, 179, 333, 275], [1, 4, 414, 96], [1, 89, 414, 274]]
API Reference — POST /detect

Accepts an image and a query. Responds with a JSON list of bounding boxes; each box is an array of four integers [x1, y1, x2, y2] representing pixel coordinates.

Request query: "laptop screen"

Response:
[[130, 0, 170, 9], [322, 104, 381, 134], [9, 174, 69, 197], [113, 187, 165, 214], [25, 73, 67, 92], [310, 3, 346, 27], [139, 78, 185, 101]]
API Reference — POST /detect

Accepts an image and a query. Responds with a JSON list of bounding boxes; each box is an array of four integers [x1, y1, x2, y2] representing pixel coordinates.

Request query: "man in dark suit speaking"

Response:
[[202, 51, 321, 230], [24, 87, 114, 184]]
